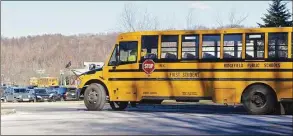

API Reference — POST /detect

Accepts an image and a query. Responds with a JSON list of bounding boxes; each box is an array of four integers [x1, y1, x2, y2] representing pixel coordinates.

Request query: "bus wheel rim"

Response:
[[88, 89, 98, 104], [251, 92, 266, 107]]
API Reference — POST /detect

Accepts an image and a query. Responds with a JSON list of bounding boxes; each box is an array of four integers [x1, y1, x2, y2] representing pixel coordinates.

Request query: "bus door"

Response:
[[245, 33, 265, 60], [107, 35, 140, 101]]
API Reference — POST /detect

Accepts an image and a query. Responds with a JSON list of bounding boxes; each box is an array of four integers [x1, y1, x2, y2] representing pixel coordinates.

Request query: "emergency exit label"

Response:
[[142, 59, 155, 74]]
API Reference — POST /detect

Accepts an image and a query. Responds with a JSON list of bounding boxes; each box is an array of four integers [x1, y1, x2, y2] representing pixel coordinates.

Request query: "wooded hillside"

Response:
[[1, 33, 118, 85]]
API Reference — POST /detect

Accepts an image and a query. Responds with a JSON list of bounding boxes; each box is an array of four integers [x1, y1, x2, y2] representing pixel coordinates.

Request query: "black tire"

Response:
[[110, 101, 128, 111], [242, 84, 277, 115], [84, 83, 107, 111]]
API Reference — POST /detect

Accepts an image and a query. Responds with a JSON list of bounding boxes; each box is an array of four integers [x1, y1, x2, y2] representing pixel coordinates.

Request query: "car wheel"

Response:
[[110, 101, 129, 111], [242, 84, 277, 115], [84, 83, 106, 111]]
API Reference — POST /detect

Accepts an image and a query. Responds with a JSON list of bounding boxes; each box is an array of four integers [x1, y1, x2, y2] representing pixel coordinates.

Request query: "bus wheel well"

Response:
[[80, 79, 109, 97], [241, 83, 277, 103]]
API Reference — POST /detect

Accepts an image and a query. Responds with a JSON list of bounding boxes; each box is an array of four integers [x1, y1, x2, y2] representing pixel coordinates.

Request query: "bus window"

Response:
[[119, 41, 138, 64], [223, 34, 242, 59], [245, 33, 264, 59], [160, 35, 178, 60], [202, 34, 220, 59], [141, 35, 158, 60], [181, 35, 199, 60], [268, 33, 288, 59]]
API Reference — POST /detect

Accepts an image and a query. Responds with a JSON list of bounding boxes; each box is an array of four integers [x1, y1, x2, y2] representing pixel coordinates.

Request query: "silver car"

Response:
[[4, 87, 35, 102]]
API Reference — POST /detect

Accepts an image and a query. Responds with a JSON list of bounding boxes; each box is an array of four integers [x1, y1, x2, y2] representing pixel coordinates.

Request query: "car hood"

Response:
[[15, 93, 30, 96], [36, 93, 50, 96], [79, 67, 103, 76]]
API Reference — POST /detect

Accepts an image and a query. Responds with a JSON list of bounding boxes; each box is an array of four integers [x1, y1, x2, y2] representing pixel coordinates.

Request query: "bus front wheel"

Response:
[[110, 101, 128, 111], [84, 83, 107, 111], [242, 84, 277, 115]]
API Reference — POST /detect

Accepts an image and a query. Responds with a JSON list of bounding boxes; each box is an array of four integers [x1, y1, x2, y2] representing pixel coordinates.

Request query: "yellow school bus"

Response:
[[38, 77, 59, 87], [77, 27, 293, 115], [29, 77, 39, 86]]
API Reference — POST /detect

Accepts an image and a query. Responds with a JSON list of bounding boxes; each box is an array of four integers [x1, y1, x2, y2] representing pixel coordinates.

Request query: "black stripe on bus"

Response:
[[108, 78, 293, 81], [109, 69, 293, 72], [141, 96, 212, 101], [138, 59, 293, 63]]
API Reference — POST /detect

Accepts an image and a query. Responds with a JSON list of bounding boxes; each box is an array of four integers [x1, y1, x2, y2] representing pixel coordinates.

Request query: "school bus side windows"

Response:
[[141, 35, 158, 61], [223, 34, 242, 59], [202, 34, 220, 59], [245, 33, 264, 59], [268, 32, 288, 59], [182, 35, 199, 60], [119, 41, 138, 64], [161, 35, 178, 60]]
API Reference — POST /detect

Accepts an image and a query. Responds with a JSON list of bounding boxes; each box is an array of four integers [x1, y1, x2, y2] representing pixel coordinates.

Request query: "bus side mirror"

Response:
[[89, 64, 96, 70]]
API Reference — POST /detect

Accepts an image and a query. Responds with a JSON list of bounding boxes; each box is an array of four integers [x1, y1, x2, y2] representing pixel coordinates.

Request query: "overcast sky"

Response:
[[1, 1, 292, 38]]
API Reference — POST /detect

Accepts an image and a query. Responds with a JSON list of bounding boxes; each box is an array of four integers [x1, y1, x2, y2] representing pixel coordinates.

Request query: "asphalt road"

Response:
[[1, 101, 292, 135]]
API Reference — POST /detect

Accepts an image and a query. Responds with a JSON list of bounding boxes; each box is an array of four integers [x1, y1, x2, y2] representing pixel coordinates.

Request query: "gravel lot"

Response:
[[1, 101, 292, 135]]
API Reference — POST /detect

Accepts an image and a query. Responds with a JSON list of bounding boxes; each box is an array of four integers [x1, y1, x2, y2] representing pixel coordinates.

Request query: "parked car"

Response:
[[56, 86, 79, 101], [26, 88, 36, 102], [34, 88, 55, 102], [4, 87, 35, 102], [0, 86, 6, 102]]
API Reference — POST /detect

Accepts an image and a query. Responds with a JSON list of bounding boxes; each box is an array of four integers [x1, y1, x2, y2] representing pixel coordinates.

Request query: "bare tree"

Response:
[[186, 8, 195, 30], [120, 3, 160, 32], [120, 3, 136, 32], [215, 9, 248, 28]]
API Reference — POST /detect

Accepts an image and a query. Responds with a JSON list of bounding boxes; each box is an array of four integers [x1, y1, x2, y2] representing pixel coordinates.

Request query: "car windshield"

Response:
[[35, 89, 47, 94], [14, 89, 28, 93], [68, 88, 76, 93]]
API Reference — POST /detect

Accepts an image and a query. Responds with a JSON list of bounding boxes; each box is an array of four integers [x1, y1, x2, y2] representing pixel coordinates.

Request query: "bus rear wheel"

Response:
[[84, 83, 107, 111], [242, 84, 277, 115], [110, 101, 128, 111]]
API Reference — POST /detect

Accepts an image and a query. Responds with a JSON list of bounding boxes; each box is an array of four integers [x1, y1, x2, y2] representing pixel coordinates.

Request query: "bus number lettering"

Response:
[[264, 63, 280, 68], [150, 92, 157, 94], [169, 72, 180, 77], [224, 63, 243, 68], [247, 63, 260, 68], [182, 92, 197, 96], [183, 72, 199, 78]]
